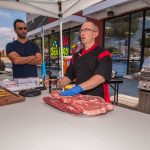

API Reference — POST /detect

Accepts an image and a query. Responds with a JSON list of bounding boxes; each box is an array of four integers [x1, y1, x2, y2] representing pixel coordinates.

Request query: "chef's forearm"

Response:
[[80, 75, 105, 91]]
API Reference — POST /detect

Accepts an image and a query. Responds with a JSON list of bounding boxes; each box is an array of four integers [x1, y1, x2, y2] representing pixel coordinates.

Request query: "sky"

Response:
[[0, 8, 26, 50]]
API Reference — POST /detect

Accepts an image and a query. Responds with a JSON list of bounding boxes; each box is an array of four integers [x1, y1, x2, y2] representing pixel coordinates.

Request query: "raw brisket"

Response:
[[43, 90, 114, 116], [43, 96, 81, 114]]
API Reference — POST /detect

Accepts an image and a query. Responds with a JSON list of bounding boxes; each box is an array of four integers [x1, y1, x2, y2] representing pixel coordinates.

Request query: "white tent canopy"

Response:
[[83, 0, 150, 20], [0, 0, 103, 77], [83, 0, 130, 16], [0, 0, 103, 18]]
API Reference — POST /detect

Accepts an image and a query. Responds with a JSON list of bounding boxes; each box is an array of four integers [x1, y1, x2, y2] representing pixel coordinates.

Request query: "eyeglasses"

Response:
[[17, 27, 27, 31], [79, 28, 97, 34]]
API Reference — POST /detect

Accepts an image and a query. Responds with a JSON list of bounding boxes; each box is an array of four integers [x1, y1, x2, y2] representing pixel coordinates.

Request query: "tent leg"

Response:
[[60, 18, 64, 77], [41, 27, 46, 84]]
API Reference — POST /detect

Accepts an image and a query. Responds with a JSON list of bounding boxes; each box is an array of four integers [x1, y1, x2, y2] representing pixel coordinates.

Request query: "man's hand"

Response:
[[60, 85, 83, 96], [57, 76, 71, 89]]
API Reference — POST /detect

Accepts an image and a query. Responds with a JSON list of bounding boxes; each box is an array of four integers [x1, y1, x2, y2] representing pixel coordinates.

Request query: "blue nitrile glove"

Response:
[[60, 85, 83, 96]]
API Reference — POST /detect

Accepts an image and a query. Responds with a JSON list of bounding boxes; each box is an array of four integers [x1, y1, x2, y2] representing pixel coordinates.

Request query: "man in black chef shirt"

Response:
[[57, 21, 112, 102]]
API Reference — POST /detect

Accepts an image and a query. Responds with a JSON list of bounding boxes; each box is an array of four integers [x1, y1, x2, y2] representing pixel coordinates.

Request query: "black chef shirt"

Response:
[[65, 44, 112, 101]]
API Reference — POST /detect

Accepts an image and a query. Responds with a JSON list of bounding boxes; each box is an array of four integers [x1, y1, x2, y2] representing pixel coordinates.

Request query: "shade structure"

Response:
[[0, 0, 103, 77]]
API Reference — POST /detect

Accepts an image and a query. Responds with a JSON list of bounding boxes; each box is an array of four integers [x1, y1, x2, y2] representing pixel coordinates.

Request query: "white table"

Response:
[[0, 90, 150, 150]]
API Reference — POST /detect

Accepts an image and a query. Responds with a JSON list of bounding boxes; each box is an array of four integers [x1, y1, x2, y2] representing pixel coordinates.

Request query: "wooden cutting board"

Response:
[[0, 86, 25, 106]]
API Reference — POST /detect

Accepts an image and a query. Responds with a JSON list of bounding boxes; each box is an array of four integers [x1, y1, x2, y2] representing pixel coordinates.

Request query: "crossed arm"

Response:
[[7, 51, 42, 65]]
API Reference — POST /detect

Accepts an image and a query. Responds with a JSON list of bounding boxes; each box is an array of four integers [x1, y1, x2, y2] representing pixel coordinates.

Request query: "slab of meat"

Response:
[[51, 90, 105, 105], [43, 90, 114, 116], [51, 90, 62, 99], [43, 96, 81, 114], [60, 94, 105, 104], [59, 95, 113, 116], [71, 101, 114, 116]]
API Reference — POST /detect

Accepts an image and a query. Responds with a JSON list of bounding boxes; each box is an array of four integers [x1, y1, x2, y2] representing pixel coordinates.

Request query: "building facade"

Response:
[[27, 0, 150, 77]]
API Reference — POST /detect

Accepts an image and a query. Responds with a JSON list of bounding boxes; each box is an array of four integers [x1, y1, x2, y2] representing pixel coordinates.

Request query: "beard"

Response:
[[17, 33, 27, 39]]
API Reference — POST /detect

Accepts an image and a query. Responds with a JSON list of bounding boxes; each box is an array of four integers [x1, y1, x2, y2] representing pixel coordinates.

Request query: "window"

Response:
[[70, 28, 81, 55], [144, 10, 150, 60], [50, 33, 59, 70], [105, 16, 129, 76], [145, 10, 150, 29], [104, 11, 146, 76], [128, 12, 143, 73], [63, 31, 70, 56]]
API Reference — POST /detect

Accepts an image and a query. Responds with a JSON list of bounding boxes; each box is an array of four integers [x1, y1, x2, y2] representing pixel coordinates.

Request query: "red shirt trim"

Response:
[[98, 50, 111, 60], [81, 44, 97, 56], [103, 83, 110, 102], [71, 44, 97, 64]]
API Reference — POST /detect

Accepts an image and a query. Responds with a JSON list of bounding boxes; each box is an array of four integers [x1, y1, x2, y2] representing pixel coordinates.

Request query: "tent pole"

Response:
[[41, 27, 45, 62], [41, 27, 46, 84], [58, 1, 64, 78], [60, 18, 64, 78]]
